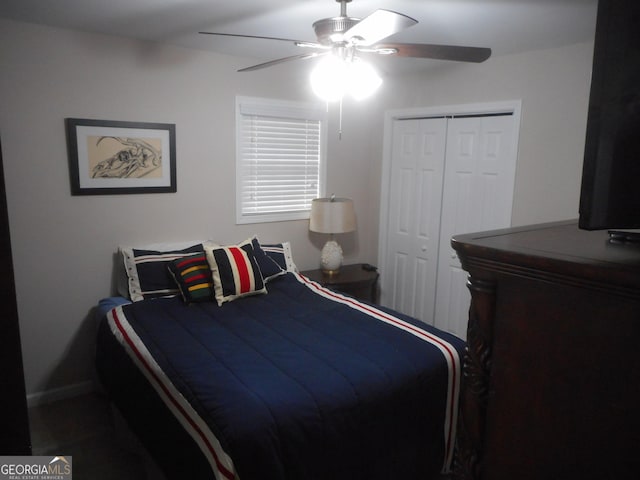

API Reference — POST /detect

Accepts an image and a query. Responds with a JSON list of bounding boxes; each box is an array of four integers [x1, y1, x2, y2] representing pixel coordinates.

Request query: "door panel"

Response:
[[391, 251, 409, 314], [383, 111, 518, 339], [383, 118, 447, 324], [396, 168, 413, 235], [434, 115, 517, 337]]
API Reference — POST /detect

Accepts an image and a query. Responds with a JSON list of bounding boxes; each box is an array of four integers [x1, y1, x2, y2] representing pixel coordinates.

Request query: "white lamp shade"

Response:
[[309, 197, 356, 234]]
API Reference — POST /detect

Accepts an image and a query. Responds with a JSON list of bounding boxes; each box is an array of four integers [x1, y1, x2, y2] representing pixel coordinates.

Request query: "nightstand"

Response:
[[301, 263, 379, 303]]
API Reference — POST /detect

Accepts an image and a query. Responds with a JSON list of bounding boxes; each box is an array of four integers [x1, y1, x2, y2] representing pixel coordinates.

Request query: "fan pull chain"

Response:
[[323, 97, 344, 140], [338, 97, 343, 140]]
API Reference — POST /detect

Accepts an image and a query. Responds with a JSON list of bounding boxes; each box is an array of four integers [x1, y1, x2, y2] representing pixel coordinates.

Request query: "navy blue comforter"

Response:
[[103, 272, 465, 480]]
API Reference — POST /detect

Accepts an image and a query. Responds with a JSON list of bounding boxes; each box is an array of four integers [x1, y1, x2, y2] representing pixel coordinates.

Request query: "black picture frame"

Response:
[[66, 118, 176, 195]]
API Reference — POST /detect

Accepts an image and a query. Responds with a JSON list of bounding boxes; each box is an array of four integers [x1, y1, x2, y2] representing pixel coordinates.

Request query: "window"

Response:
[[236, 96, 327, 224]]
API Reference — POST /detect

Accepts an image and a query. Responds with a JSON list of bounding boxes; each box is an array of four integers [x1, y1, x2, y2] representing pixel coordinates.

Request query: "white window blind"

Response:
[[236, 97, 327, 224]]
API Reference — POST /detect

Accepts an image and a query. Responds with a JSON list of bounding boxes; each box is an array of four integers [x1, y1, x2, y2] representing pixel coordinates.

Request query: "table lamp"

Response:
[[309, 196, 356, 274]]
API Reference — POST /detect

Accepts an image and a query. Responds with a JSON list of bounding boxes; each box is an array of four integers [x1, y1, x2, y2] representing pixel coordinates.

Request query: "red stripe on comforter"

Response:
[[108, 308, 236, 480], [297, 272, 461, 472]]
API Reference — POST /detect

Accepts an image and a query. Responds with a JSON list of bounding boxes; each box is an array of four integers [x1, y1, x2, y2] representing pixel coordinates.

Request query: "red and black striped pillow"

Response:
[[205, 240, 267, 306]]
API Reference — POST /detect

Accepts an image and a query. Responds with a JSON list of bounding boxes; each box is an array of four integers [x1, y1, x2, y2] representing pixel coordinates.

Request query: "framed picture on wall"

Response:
[[65, 118, 176, 195]]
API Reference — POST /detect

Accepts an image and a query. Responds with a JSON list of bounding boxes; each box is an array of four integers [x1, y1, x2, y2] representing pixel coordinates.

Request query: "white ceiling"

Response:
[[0, 0, 599, 73]]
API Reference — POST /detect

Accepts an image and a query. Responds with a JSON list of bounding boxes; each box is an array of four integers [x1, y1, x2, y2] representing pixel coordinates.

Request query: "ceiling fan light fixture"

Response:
[[347, 58, 382, 100], [313, 16, 360, 45], [201, 1, 492, 79], [310, 55, 348, 102], [310, 55, 382, 102]]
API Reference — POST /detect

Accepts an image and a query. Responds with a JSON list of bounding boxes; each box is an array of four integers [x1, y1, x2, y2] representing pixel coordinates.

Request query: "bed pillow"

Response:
[[168, 253, 215, 304], [260, 241, 298, 272], [97, 296, 132, 318], [121, 244, 206, 301], [251, 236, 286, 282], [205, 240, 267, 306]]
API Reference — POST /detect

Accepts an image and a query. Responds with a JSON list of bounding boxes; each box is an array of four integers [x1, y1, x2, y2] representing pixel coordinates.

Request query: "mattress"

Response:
[[96, 272, 465, 480]]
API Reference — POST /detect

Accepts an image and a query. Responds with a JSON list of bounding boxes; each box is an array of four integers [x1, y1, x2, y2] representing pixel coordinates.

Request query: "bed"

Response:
[[95, 237, 465, 480]]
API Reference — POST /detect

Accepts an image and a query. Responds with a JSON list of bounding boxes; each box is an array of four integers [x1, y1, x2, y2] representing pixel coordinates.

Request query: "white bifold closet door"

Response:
[[382, 114, 517, 339]]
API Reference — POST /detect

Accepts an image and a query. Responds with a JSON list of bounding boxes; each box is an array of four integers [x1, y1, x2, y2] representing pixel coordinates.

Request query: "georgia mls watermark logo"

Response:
[[0, 456, 72, 480]]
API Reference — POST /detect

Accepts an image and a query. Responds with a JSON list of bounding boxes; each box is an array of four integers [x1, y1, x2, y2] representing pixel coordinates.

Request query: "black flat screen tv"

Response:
[[578, 0, 640, 233]]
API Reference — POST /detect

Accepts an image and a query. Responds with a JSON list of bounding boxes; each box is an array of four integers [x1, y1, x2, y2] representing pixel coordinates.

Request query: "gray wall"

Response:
[[0, 18, 594, 400], [0, 19, 378, 400], [375, 41, 595, 227]]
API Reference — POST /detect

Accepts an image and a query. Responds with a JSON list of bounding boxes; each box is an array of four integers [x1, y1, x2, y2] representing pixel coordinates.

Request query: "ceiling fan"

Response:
[[199, 0, 492, 72]]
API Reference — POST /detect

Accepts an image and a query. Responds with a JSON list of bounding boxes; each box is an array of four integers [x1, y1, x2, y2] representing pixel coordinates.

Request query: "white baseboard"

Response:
[[27, 381, 95, 407]]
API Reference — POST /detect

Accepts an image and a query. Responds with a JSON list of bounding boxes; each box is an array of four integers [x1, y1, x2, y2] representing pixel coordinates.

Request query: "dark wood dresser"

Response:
[[451, 221, 640, 480]]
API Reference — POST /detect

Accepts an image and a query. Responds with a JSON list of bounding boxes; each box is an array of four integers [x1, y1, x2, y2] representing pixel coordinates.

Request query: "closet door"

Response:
[[381, 117, 447, 322], [381, 109, 518, 339], [434, 115, 517, 337]]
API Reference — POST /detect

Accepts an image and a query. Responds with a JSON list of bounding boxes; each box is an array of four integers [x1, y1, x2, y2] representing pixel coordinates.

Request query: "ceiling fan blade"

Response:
[[199, 31, 304, 44], [375, 43, 491, 63], [344, 9, 417, 47], [238, 53, 321, 72]]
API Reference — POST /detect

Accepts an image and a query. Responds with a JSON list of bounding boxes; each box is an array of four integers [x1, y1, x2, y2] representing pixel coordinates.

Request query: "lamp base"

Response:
[[320, 239, 343, 274]]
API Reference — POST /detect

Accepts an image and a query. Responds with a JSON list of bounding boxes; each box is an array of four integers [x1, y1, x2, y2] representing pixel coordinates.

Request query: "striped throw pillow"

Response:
[[168, 253, 214, 303], [206, 240, 267, 306]]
